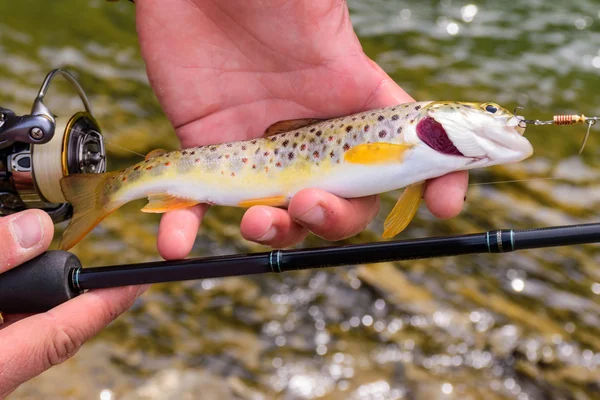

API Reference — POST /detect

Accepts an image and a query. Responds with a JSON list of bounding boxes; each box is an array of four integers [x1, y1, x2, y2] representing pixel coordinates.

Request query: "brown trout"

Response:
[[58, 101, 532, 250]]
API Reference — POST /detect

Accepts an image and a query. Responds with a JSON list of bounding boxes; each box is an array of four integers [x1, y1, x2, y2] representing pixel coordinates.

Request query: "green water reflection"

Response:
[[4, 0, 600, 399]]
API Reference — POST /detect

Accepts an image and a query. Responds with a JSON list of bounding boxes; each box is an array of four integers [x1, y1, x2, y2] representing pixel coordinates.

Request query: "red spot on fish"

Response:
[[328, 136, 334, 141], [195, 158, 201, 163], [264, 151, 270, 156], [364, 125, 370, 132], [165, 161, 171, 166], [265, 166, 269, 172], [121, 176, 127, 182], [231, 172, 235, 177], [313, 151, 320, 158], [416, 117, 463, 156], [242, 157, 248, 163], [225, 154, 230, 159], [134, 166, 140, 171], [252, 164, 256, 169], [146, 166, 153, 170], [300, 144, 306, 151], [276, 161, 282, 167]]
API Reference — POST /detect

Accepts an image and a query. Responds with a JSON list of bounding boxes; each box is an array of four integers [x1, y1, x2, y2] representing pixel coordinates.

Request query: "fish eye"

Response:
[[485, 104, 498, 114]]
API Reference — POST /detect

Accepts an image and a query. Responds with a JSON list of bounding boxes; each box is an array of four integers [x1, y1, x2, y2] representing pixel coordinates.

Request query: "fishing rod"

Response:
[[1, 222, 600, 314], [2, 69, 600, 315]]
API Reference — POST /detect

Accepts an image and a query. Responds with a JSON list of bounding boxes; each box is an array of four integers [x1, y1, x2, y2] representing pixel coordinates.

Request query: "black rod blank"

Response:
[[75, 223, 600, 290]]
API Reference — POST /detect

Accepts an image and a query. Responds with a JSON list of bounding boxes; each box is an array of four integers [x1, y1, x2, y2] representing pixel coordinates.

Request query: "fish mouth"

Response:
[[480, 118, 533, 159]]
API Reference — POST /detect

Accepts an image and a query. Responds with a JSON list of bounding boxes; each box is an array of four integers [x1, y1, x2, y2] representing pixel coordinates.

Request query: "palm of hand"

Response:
[[136, 0, 468, 259]]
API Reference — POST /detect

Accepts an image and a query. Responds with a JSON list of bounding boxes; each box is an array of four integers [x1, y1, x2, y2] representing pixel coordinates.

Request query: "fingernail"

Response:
[[257, 226, 277, 242], [297, 205, 325, 226], [11, 212, 43, 249]]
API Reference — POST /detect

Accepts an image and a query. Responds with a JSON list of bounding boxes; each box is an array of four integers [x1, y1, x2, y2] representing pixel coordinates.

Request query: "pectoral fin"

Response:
[[141, 193, 199, 213], [344, 143, 414, 165], [264, 118, 325, 136], [382, 182, 424, 238]]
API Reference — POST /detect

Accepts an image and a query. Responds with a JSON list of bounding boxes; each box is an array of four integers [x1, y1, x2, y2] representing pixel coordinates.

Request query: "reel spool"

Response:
[[0, 69, 106, 222]]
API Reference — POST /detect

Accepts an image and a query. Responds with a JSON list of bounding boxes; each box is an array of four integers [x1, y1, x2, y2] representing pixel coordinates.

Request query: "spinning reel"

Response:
[[0, 69, 106, 223]]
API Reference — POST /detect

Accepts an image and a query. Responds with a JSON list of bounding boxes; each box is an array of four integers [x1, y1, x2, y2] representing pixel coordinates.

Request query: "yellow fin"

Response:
[[141, 193, 199, 213], [382, 182, 424, 239], [145, 148, 169, 160], [264, 118, 324, 137], [58, 171, 122, 250], [238, 195, 287, 208], [344, 143, 414, 165]]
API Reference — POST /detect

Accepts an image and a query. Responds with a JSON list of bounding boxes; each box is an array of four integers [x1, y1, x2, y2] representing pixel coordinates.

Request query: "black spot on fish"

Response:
[[346, 126, 352, 132], [397, 127, 402, 134], [310, 128, 316, 133], [378, 115, 384, 121], [210, 147, 216, 152], [316, 130, 322, 137], [379, 130, 387, 138], [288, 152, 294, 160], [282, 140, 289, 147], [364, 125, 370, 132], [391, 115, 399, 120], [415, 105, 422, 110]]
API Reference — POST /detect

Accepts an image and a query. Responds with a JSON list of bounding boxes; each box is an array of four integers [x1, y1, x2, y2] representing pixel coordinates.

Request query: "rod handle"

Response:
[[0, 250, 81, 314]]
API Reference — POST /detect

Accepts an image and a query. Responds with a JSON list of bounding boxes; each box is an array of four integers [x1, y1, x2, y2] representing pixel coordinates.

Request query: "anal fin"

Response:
[[238, 195, 287, 208], [141, 193, 199, 213], [382, 182, 424, 239]]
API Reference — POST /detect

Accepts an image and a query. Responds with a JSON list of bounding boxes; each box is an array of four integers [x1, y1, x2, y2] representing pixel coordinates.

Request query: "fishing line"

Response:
[[468, 177, 561, 186], [70, 127, 146, 158]]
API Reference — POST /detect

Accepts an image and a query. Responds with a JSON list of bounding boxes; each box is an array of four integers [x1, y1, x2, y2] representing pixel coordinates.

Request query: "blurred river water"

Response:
[[3, 0, 600, 399]]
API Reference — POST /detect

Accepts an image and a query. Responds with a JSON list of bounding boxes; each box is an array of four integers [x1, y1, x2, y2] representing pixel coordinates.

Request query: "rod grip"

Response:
[[0, 250, 81, 314]]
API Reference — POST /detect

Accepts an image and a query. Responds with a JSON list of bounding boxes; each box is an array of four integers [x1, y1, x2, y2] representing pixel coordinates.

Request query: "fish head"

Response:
[[415, 101, 533, 167]]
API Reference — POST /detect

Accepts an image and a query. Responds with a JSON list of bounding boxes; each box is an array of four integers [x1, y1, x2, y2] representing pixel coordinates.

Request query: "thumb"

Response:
[[0, 210, 54, 274]]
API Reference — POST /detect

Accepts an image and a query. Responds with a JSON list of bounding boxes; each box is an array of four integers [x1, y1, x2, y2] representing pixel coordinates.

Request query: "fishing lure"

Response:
[[518, 111, 600, 154]]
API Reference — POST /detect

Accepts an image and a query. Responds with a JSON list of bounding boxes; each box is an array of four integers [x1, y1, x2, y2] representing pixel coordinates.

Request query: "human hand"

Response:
[[135, 0, 468, 260], [0, 210, 147, 397]]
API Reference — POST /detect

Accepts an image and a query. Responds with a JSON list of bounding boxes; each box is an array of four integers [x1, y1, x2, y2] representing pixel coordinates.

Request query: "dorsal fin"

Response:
[[264, 118, 325, 137], [145, 148, 168, 160]]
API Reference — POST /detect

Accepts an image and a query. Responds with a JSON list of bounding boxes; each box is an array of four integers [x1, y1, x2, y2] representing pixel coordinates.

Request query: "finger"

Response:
[[240, 206, 308, 248], [0, 210, 54, 274], [288, 189, 380, 241], [157, 204, 209, 260], [0, 284, 149, 396], [423, 171, 469, 219]]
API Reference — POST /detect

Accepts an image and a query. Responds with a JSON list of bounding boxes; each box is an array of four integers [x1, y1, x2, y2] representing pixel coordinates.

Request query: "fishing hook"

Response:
[[515, 108, 600, 154]]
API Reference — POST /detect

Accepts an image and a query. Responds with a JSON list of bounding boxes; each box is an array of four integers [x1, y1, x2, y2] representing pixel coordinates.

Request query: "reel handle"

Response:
[[0, 251, 81, 314]]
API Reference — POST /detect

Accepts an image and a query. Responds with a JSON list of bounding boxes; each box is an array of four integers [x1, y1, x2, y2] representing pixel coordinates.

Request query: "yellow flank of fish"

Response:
[[58, 101, 533, 250]]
